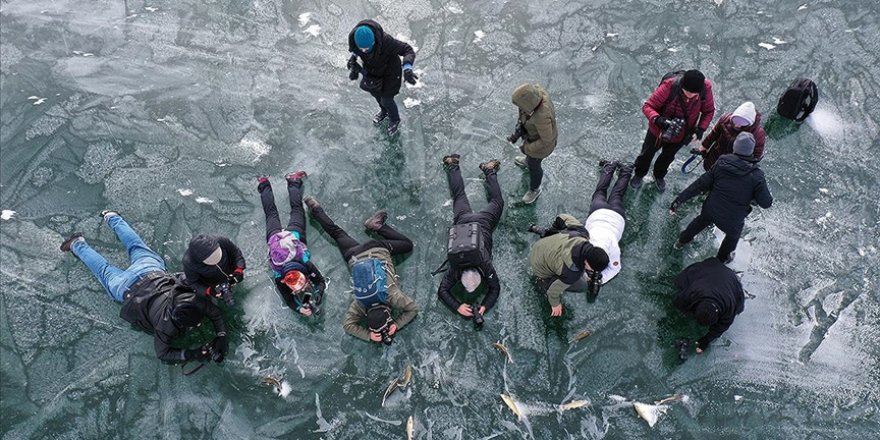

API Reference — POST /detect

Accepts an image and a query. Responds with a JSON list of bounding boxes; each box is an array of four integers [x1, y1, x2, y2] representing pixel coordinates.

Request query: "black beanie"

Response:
[[366, 305, 392, 332], [681, 70, 705, 93], [585, 247, 610, 272], [694, 300, 719, 326], [171, 300, 205, 328]]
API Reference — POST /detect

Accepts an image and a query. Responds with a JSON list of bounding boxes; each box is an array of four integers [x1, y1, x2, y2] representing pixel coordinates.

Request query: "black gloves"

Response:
[[347, 55, 360, 81], [403, 69, 418, 85], [654, 116, 671, 129], [694, 128, 705, 140], [211, 335, 228, 363], [507, 123, 525, 143], [230, 268, 244, 285]]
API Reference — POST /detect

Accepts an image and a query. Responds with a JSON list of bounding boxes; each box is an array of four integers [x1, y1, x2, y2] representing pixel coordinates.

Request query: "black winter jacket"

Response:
[[672, 154, 773, 232], [673, 258, 745, 349], [182, 235, 246, 297], [348, 19, 416, 96], [119, 272, 227, 362], [274, 261, 327, 312], [437, 262, 501, 312]]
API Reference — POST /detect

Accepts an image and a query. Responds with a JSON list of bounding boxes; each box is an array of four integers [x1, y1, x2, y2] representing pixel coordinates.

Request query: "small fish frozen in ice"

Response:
[[500, 393, 524, 421], [381, 378, 400, 407], [406, 415, 414, 440], [1, 210, 16, 221], [654, 394, 686, 405], [559, 399, 590, 411], [633, 402, 669, 427], [569, 329, 591, 344], [399, 364, 413, 388], [493, 341, 513, 363]]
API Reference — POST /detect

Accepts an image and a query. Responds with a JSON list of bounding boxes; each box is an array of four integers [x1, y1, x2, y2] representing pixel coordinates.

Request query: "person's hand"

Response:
[[669, 201, 679, 216], [695, 346, 703, 354], [550, 304, 563, 317], [479, 306, 486, 316], [212, 334, 228, 358], [346, 55, 358, 70], [690, 146, 707, 156], [694, 128, 705, 140], [668, 209, 677, 217], [230, 268, 245, 284], [299, 306, 313, 317], [404, 69, 418, 85], [369, 332, 382, 342], [654, 116, 671, 129], [388, 323, 398, 336], [457, 303, 473, 317]]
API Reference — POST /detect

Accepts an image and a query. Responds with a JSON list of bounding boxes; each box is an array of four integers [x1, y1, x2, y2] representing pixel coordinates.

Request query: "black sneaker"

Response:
[[364, 210, 388, 231], [655, 177, 667, 193], [373, 111, 388, 125], [387, 120, 400, 136], [60, 232, 84, 252], [630, 175, 643, 189]]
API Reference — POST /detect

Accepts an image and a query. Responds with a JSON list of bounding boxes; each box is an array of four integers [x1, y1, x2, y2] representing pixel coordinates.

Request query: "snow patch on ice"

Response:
[[797, 4, 808, 11], [304, 24, 321, 37], [772, 37, 787, 44], [195, 197, 214, 204], [806, 106, 846, 141], [279, 381, 292, 397], [446, 4, 463, 14], [27, 96, 46, 105], [298, 12, 312, 27], [177, 188, 193, 196], [145, 6, 158, 12], [396, 215, 407, 220], [1, 210, 16, 220], [239, 132, 271, 162], [403, 98, 421, 108], [758, 42, 776, 50], [606, 32, 619, 37], [666, 47, 679, 53], [473, 30, 485, 43]]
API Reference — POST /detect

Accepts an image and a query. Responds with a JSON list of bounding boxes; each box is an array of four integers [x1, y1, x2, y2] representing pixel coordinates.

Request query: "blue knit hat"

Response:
[[354, 26, 375, 50]]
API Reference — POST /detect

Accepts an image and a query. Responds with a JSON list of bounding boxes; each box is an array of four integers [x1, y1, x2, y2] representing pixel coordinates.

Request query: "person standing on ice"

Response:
[[506, 83, 557, 204], [346, 19, 418, 137], [694, 101, 767, 171]]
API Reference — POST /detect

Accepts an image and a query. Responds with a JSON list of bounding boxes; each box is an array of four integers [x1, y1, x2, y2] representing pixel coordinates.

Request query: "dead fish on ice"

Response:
[[500, 393, 524, 421], [406, 415, 414, 440], [654, 394, 685, 405], [399, 364, 413, 388], [381, 378, 400, 407], [261, 376, 282, 393], [382, 364, 414, 406], [493, 341, 514, 363], [569, 329, 592, 344], [633, 402, 669, 428], [558, 399, 590, 411]]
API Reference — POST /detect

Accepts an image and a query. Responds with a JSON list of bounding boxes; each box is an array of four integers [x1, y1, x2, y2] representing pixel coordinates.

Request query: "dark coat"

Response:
[[673, 258, 745, 349], [437, 262, 501, 312], [274, 261, 327, 312], [673, 154, 773, 232], [642, 77, 716, 144], [182, 235, 246, 297], [701, 112, 767, 170], [119, 272, 226, 362], [348, 19, 416, 96]]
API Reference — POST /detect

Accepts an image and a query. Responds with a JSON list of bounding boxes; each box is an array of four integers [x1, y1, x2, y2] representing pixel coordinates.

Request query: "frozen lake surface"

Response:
[[2, 0, 879, 438]]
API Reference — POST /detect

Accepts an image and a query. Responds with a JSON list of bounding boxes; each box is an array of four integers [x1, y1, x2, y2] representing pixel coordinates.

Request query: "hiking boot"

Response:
[[364, 210, 388, 231], [373, 111, 388, 125], [303, 196, 321, 210], [100, 210, 119, 221], [599, 159, 619, 172], [257, 176, 270, 192], [60, 232, 84, 252], [521, 188, 542, 204], [285, 171, 307, 183], [514, 155, 528, 168], [442, 154, 461, 168], [387, 120, 400, 136], [655, 177, 667, 193], [479, 159, 500, 174], [673, 240, 684, 250], [618, 162, 635, 176], [630, 175, 643, 189]]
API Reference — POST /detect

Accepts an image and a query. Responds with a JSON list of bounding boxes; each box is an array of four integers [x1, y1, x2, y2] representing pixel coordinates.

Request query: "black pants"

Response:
[[447, 165, 504, 233], [633, 131, 688, 179], [589, 164, 631, 217], [678, 214, 742, 262], [312, 207, 413, 262], [260, 180, 307, 243], [372, 94, 400, 123], [526, 156, 543, 191]]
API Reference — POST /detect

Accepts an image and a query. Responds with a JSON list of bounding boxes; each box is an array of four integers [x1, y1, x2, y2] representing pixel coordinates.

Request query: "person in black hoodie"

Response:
[[182, 234, 246, 306], [60, 211, 227, 363], [437, 155, 504, 324], [673, 257, 745, 353], [669, 132, 773, 263], [347, 19, 418, 136]]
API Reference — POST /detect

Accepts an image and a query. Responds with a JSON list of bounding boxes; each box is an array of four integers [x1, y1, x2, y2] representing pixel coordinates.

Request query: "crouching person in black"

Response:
[[60, 211, 227, 363], [673, 257, 745, 354], [436, 155, 503, 328], [182, 234, 246, 307], [304, 197, 418, 343]]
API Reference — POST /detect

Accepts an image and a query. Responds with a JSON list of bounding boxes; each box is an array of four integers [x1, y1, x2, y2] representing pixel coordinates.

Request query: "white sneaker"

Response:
[[522, 188, 542, 204], [514, 155, 527, 167]]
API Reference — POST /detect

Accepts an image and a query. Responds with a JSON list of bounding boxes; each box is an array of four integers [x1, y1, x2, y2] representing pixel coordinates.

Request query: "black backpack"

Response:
[[446, 222, 489, 269], [777, 78, 818, 121]]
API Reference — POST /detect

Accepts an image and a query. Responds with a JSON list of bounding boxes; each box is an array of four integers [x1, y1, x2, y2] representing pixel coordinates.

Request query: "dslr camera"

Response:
[[470, 303, 484, 330], [378, 327, 394, 346], [660, 118, 686, 143], [586, 270, 602, 297], [215, 281, 235, 307], [300, 292, 320, 315]]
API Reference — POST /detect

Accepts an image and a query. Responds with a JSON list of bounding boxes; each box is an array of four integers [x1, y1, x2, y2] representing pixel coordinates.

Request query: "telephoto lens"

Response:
[[217, 282, 235, 307], [471, 304, 484, 330], [380, 328, 394, 346], [661, 118, 685, 142]]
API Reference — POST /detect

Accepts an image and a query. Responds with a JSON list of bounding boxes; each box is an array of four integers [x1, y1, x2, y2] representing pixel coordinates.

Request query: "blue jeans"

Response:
[[71, 215, 166, 302]]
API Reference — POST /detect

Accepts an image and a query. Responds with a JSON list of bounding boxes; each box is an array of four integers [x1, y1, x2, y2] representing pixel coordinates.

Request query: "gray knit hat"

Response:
[[733, 132, 756, 157]]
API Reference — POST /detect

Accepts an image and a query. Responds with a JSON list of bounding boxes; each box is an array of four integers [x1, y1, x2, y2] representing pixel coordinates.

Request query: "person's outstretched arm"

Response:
[[342, 302, 371, 341], [437, 270, 461, 312]]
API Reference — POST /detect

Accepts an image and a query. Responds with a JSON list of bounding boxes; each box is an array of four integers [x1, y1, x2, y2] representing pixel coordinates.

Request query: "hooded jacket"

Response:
[[342, 247, 418, 341], [529, 214, 592, 306], [584, 209, 624, 284], [513, 84, 557, 159], [643, 77, 716, 144], [437, 262, 501, 312], [273, 261, 326, 313], [672, 154, 773, 232], [348, 19, 416, 96], [673, 258, 745, 349], [701, 112, 767, 171], [182, 235, 246, 298], [119, 272, 226, 362]]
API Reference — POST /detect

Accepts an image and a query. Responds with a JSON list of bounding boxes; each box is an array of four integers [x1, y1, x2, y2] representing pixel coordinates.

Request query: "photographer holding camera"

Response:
[[435, 155, 504, 330], [631, 69, 715, 192], [507, 83, 557, 204], [183, 234, 247, 307]]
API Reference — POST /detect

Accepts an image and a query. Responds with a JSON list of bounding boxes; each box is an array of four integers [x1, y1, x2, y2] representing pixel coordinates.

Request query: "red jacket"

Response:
[[701, 112, 766, 171], [642, 78, 716, 144]]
